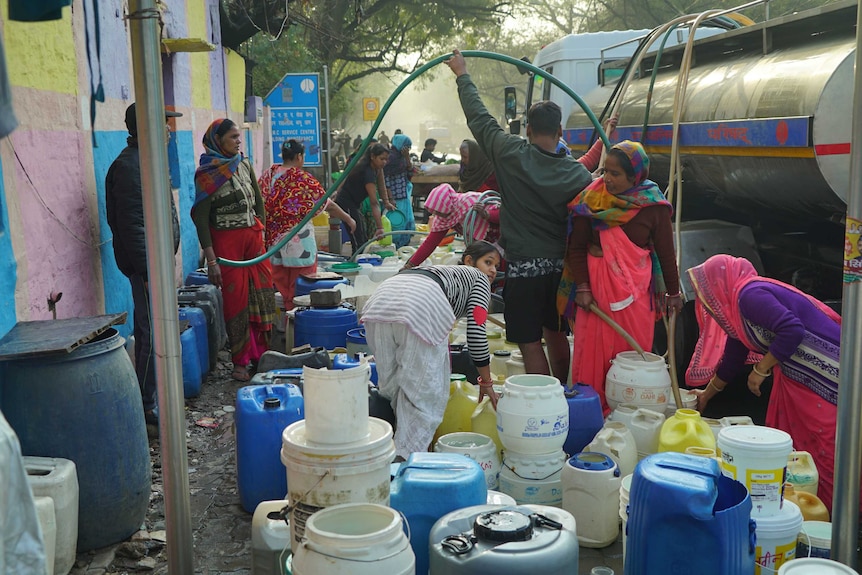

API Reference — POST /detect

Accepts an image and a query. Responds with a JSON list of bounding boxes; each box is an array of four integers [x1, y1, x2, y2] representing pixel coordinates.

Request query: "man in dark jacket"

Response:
[[105, 102, 182, 432]]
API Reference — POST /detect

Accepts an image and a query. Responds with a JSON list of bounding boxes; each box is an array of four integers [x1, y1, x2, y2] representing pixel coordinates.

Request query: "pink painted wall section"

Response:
[[9, 129, 101, 320]]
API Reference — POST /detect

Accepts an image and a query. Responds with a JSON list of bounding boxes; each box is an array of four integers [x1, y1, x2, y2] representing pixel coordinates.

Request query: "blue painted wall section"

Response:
[[170, 130, 202, 279], [0, 158, 18, 339], [94, 130, 135, 338]]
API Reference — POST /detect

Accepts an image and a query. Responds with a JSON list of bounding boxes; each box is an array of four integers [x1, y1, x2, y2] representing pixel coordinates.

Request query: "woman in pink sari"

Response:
[[559, 140, 683, 414], [688, 254, 842, 510]]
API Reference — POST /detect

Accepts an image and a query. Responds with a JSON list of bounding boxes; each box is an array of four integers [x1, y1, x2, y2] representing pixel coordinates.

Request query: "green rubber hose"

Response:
[[219, 50, 610, 267]]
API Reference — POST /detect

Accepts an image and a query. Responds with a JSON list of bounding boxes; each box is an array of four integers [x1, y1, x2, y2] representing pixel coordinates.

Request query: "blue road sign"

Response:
[[264, 73, 322, 166]]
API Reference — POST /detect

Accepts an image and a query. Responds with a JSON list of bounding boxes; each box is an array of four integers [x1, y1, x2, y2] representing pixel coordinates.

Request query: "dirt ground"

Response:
[[69, 349, 255, 575]]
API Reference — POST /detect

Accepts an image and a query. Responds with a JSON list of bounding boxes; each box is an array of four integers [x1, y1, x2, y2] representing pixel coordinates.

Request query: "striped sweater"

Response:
[[361, 265, 491, 366]]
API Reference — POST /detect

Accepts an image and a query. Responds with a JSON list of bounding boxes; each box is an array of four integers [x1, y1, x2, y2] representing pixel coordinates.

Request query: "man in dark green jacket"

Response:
[[446, 49, 592, 381]]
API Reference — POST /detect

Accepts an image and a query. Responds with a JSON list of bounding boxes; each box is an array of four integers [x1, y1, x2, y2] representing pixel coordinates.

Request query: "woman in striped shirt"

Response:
[[362, 241, 500, 460]]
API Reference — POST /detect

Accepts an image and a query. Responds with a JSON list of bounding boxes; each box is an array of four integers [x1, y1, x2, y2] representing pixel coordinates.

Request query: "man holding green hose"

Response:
[[446, 49, 593, 381]]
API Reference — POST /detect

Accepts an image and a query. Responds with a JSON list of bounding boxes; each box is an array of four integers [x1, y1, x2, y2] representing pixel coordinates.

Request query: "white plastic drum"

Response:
[[290, 503, 415, 575], [435, 432, 501, 490], [496, 374, 569, 454], [605, 351, 671, 411], [499, 449, 566, 507]]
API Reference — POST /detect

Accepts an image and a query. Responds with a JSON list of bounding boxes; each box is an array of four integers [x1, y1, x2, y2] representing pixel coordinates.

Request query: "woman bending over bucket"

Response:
[[688, 254, 842, 511], [361, 241, 500, 460]]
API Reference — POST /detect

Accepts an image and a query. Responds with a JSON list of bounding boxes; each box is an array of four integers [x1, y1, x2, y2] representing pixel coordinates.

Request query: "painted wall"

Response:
[[0, 0, 264, 340]]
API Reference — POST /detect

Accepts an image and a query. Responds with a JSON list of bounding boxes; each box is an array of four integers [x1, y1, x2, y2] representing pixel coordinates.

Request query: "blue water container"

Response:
[[1, 328, 150, 552], [178, 284, 227, 371], [390, 452, 487, 575], [184, 269, 210, 285], [332, 353, 378, 384], [236, 383, 304, 513], [178, 306, 208, 376], [180, 325, 202, 398], [563, 382, 604, 456], [355, 254, 382, 266], [293, 304, 358, 350], [294, 276, 349, 297], [625, 452, 755, 575]]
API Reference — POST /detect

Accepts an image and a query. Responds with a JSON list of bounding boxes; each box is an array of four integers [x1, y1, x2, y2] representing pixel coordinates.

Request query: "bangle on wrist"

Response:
[[752, 364, 772, 378], [708, 380, 724, 394], [207, 260, 218, 267], [666, 292, 681, 298]]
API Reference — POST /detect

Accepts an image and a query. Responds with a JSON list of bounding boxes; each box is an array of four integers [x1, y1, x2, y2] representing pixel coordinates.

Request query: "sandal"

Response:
[[231, 365, 250, 382]]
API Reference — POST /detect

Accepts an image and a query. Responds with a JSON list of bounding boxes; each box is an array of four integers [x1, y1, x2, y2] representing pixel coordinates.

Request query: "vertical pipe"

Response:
[[832, 0, 862, 566], [324, 65, 333, 189], [127, 2, 194, 573]]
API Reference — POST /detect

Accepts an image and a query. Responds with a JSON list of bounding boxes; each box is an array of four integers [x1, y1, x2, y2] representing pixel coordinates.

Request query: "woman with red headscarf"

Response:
[[688, 254, 842, 510], [191, 118, 276, 382], [559, 140, 683, 414]]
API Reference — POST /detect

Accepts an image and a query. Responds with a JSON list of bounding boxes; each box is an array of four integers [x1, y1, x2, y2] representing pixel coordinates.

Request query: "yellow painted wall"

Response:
[[187, 0, 211, 109], [225, 48, 245, 115], [3, 4, 78, 94]]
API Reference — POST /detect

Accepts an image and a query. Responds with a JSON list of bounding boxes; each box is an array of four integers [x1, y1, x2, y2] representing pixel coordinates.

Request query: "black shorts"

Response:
[[503, 272, 567, 343]]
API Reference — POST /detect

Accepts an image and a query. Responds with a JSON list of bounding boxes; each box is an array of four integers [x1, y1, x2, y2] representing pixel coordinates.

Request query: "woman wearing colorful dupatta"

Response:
[[383, 134, 417, 249], [191, 118, 276, 382], [560, 140, 683, 414], [259, 139, 355, 309], [688, 254, 842, 510], [403, 183, 501, 269]]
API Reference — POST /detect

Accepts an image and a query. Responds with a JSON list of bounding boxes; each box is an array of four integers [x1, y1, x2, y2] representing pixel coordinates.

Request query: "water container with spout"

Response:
[[428, 504, 578, 575], [24, 456, 78, 575], [625, 452, 755, 575], [562, 452, 621, 548], [498, 449, 566, 507], [490, 350, 510, 383], [472, 397, 503, 460], [433, 375, 479, 444], [658, 408, 716, 453], [236, 383, 304, 513], [289, 503, 415, 575], [179, 324, 202, 398], [586, 422, 638, 478], [178, 284, 227, 371], [486, 328, 505, 354], [251, 500, 291, 575], [496, 374, 568, 454], [563, 382, 604, 457], [604, 351, 671, 412], [783, 483, 830, 522], [390, 452, 486, 575], [786, 451, 820, 496], [627, 408, 666, 459], [506, 350, 526, 377], [1, 328, 151, 552], [332, 352, 378, 385], [178, 305, 209, 376], [34, 495, 56, 575], [435, 432, 501, 490], [293, 304, 358, 350]]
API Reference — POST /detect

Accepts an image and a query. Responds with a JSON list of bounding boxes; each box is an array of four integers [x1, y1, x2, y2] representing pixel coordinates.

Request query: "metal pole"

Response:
[[324, 65, 333, 189], [128, 2, 194, 573], [832, 0, 862, 566]]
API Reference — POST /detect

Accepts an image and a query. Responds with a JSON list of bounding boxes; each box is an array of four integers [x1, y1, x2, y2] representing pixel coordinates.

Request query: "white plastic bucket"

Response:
[[663, 389, 697, 419], [717, 425, 793, 517], [302, 363, 371, 444], [280, 418, 396, 545], [496, 374, 568, 454], [435, 432, 501, 490], [755, 500, 803, 574], [605, 351, 671, 411], [290, 503, 415, 575], [23, 456, 78, 575], [778, 558, 859, 575], [34, 496, 56, 575], [499, 449, 566, 507], [797, 521, 833, 559], [251, 500, 291, 575], [620, 473, 633, 562]]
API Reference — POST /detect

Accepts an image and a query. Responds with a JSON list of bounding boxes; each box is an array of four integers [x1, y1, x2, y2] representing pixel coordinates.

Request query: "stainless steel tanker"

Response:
[[562, 0, 855, 293]]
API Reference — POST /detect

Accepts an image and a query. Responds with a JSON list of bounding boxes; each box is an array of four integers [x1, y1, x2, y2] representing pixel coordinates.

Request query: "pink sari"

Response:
[[571, 226, 655, 414]]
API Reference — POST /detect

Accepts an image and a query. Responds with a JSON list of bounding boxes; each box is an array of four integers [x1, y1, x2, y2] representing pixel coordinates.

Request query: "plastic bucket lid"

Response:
[[385, 209, 406, 227], [778, 558, 859, 575], [755, 500, 803, 536], [717, 425, 793, 452]]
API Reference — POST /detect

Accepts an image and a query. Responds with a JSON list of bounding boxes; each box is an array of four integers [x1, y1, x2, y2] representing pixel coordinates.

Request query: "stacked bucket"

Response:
[[496, 374, 570, 507], [279, 360, 396, 547]]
